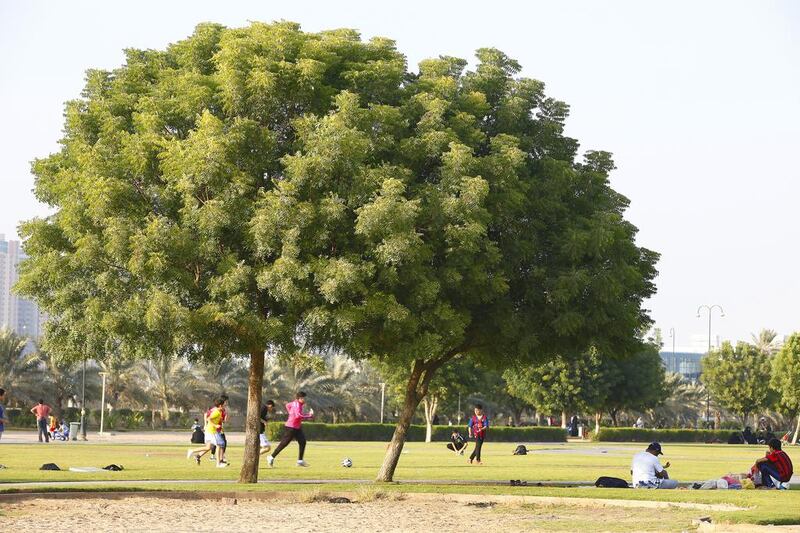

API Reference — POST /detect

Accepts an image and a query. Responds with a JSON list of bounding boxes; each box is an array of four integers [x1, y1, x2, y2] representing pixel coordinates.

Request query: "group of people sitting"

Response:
[[632, 438, 794, 489]]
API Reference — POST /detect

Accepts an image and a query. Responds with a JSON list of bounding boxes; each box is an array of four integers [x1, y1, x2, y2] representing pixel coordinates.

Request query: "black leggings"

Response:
[[447, 442, 467, 453], [271, 427, 307, 460], [470, 436, 484, 462]]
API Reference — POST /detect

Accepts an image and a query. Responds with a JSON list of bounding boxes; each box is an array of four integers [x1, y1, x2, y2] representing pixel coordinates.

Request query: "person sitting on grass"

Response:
[[631, 442, 678, 489], [753, 438, 793, 489], [447, 429, 468, 455]]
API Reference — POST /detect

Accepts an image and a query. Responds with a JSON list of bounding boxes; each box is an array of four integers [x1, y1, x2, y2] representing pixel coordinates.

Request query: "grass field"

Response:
[[1, 439, 799, 529]]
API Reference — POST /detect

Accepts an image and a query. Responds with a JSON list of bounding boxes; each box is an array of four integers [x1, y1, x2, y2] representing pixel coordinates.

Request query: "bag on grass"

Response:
[[513, 445, 528, 455], [595, 476, 629, 488], [39, 463, 61, 471], [103, 464, 124, 471]]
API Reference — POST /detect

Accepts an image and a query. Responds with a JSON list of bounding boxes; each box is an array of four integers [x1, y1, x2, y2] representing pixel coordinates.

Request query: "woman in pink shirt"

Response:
[[31, 399, 52, 443], [266, 391, 314, 467]]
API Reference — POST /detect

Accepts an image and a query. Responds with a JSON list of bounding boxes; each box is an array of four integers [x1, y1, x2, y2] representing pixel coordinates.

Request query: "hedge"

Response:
[[593, 428, 737, 443], [266, 422, 566, 442]]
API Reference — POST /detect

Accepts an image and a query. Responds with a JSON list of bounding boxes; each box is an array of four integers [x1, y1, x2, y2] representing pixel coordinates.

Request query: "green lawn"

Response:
[[1, 440, 798, 527]]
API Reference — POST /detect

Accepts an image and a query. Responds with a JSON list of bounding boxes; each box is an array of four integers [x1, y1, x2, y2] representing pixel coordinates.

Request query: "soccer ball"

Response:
[[341, 458, 353, 468]]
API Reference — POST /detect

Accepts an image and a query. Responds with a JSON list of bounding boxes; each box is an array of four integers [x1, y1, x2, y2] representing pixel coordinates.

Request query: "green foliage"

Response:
[[593, 427, 736, 443], [598, 342, 668, 422], [504, 352, 606, 414], [701, 341, 773, 423], [0, 329, 40, 405], [266, 421, 565, 442], [772, 333, 800, 415]]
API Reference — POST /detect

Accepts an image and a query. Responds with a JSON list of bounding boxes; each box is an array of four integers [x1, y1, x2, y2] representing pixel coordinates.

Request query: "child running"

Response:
[[187, 398, 228, 467], [266, 392, 314, 467], [468, 403, 489, 464], [259, 400, 275, 457]]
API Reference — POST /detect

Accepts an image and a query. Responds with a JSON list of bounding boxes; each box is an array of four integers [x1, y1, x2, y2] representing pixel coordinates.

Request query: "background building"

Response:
[[0, 234, 43, 341], [659, 351, 704, 382]]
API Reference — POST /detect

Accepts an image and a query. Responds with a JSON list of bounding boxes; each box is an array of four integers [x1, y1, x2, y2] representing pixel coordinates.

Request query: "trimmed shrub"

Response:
[[266, 422, 566, 442], [593, 428, 737, 443]]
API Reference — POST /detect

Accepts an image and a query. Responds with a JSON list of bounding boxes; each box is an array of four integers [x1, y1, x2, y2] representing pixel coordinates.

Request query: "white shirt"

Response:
[[631, 451, 664, 486]]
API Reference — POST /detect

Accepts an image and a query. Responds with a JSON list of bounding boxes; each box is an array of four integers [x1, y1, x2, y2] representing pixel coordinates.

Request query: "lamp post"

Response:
[[98, 372, 108, 435], [697, 304, 724, 428], [79, 357, 87, 440], [379, 383, 386, 424], [668, 327, 676, 358], [457, 391, 462, 425]]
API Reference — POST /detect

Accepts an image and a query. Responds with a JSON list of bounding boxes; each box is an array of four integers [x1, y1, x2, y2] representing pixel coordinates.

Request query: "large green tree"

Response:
[[772, 332, 800, 443], [701, 341, 773, 426], [18, 23, 656, 482]]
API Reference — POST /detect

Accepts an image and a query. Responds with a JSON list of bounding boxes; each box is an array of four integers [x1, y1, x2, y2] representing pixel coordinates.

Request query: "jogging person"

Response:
[[753, 438, 793, 489], [266, 392, 314, 467], [31, 399, 52, 443], [187, 398, 228, 467], [259, 400, 275, 457], [468, 404, 489, 464]]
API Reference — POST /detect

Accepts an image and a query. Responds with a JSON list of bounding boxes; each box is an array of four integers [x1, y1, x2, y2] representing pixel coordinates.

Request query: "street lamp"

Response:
[[379, 383, 386, 424], [668, 327, 676, 359], [98, 372, 108, 435], [697, 304, 724, 428], [80, 357, 87, 440]]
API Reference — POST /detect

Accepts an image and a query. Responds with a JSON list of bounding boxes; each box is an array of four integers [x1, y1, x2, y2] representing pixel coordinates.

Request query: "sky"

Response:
[[1, 0, 798, 352]]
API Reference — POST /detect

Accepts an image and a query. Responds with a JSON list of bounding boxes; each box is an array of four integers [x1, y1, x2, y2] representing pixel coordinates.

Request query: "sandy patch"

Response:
[[0, 492, 762, 533]]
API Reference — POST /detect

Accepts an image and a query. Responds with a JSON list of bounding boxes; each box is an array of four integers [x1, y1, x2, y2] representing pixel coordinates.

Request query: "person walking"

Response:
[[468, 404, 489, 464], [31, 399, 52, 443], [266, 392, 314, 467]]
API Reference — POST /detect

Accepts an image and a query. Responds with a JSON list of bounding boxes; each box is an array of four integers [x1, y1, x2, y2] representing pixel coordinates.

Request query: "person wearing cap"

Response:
[[630, 442, 679, 489]]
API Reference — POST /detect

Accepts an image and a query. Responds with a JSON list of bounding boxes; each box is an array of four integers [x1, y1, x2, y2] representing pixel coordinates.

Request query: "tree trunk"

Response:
[[595, 412, 601, 435], [376, 361, 426, 482], [422, 395, 439, 443], [792, 413, 800, 445], [561, 411, 567, 429], [610, 409, 619, 427], [239, 348, 265, 483]]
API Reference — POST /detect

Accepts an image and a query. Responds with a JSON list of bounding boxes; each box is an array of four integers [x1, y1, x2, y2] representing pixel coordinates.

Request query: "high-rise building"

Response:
[[0, 234, 43, 340]]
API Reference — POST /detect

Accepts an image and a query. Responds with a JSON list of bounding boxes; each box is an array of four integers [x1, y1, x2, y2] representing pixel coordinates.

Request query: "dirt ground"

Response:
[[0, 492, 783, 533]]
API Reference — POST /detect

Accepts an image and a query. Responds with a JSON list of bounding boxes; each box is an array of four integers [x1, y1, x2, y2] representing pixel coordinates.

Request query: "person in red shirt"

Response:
[[266, 391, 314, 468], [753, 438, 793, 488], [30, 400, 52, 443], [467, 404, 489, 465]]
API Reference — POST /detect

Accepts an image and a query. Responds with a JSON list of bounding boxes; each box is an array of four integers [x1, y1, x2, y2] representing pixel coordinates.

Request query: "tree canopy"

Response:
[[17, 22, 658, 482], [701, 341, 773, 425]]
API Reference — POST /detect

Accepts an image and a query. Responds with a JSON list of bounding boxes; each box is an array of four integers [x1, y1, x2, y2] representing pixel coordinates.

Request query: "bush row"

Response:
[[1, 407, 193, 430], [593, 428, 737, 442], [266, 422, 566, 442]]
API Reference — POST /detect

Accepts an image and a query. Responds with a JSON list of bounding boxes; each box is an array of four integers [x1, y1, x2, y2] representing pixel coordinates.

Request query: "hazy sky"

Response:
[[1, 1, 798, 351]]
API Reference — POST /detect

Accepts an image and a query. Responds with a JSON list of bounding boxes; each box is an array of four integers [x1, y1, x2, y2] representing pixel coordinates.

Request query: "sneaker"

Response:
[[297, 460, 309, 467], [186, 450, 194, 460], [216, 462, 229, 468], [195, 455, 201, 466], [267, 456, 274, 468], [209, 455, 216, 461], [469, 458, 473, 464]]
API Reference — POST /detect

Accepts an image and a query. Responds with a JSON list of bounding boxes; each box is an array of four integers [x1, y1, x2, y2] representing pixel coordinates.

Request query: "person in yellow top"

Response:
[[48, 414, 57, 439], [187, 398, 228, 467]]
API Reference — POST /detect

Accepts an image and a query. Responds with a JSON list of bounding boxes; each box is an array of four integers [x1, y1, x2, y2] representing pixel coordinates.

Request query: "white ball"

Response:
[[341, 458, 353, 468]]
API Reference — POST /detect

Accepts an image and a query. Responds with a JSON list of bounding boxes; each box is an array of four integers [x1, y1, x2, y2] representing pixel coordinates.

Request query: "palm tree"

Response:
[[263, 356, 337, 416], [0, 328, 40, 405], [650, 373, 708, 428], [752, 329, 779, 357], [95, 355, 147, 409], [30, 347, 90, 418], [195, 357, 248, 411], [139, 354, 197, 424], [324, 355, 381, 423]]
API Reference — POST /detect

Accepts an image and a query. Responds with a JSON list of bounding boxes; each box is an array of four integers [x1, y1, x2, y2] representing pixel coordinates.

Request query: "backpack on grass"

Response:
[[595, 476, 629, 488], [513, 445, 528, 455], [39, 463, 61, 471]]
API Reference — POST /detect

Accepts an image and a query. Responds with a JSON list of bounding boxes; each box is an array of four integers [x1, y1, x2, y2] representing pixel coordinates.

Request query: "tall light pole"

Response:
[[80, 357, 87, 440], [697, 304, 724, 428], [457, 391, 462, 425], [98, 372, 108, 435], [668, 327, 676, 359], [379, 382, 386, 424]]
